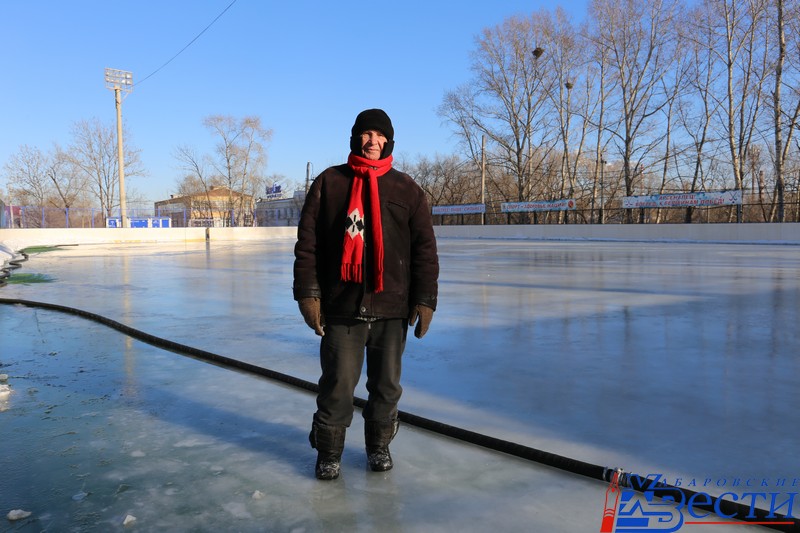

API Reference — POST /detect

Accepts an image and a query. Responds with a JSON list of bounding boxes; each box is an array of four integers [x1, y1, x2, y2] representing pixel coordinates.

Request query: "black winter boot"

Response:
[[365, 418, 399, 472], [309, 422, 346, 480]]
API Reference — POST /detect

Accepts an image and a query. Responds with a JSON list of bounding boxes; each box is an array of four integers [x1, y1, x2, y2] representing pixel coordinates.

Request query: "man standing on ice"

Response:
[[293, 108, 439, 480]]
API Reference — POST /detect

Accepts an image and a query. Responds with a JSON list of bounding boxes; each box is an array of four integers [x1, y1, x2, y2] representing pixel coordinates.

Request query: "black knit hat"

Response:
[[350, 108, 395, 157]]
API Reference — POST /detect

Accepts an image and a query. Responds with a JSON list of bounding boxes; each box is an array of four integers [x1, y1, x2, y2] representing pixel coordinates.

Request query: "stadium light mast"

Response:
[[104, 68, 133, 228]]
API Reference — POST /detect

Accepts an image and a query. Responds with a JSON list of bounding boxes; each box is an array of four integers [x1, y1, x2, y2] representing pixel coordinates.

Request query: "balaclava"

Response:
[[349, 108, 394, 158]]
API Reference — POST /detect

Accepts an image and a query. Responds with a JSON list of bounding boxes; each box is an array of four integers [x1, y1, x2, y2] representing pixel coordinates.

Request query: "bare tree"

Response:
[[2, 144, 90, 227], [3, 145, 50, 207], [769, 0, 800, 222], [549, 8, 591, 223], [69, 118, 144, 217], [174, 144, 217, 221], [653, 65, 687, 223], [176, 115, 272, 226], [205, 115, 271, 225], [715, 0, 770, 201], [679, 0, 725, 222], [585, 40, 618, 223], [785, 0, 800, 221], [429, 0, 800, 225], [404, 154, 480, 207], [439, 12, 558, 206], [48, 145, 87, 212], [589, 0, 685, 222]]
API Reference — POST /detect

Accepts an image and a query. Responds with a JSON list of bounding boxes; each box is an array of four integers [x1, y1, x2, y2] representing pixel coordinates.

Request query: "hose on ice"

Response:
[[0, 249, 28, 288]]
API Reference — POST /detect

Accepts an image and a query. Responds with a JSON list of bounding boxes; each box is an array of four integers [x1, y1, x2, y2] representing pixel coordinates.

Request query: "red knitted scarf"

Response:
[[341, 153, 393, 293]]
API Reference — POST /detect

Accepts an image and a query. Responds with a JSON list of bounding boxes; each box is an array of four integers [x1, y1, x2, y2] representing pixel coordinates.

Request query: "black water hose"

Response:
[[1, 297, 797, 531], [0, 250, 29, 287]]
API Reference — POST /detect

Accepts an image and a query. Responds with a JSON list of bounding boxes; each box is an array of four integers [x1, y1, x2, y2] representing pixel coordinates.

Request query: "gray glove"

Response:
[[298, 297, 325, 336], [408, 304, 434, 339]]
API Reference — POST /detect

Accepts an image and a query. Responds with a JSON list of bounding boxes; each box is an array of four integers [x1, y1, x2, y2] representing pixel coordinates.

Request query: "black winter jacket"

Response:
[[293, 163, 438, 319]]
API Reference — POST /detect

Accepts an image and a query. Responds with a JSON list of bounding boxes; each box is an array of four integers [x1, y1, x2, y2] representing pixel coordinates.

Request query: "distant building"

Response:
[[154, 186, 255, 227], [255, 189, 306, 226]]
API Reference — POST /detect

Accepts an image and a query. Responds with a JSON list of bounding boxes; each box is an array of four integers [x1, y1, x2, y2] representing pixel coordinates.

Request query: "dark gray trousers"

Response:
[[314, 318, 407, 427]]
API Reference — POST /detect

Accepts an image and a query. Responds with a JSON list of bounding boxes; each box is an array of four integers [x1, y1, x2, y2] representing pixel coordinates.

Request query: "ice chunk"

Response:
[[7, 509, 32, 521]]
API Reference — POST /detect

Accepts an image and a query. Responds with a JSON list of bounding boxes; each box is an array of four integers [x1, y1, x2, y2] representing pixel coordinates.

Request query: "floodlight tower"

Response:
[[104, 68, 133, 228]]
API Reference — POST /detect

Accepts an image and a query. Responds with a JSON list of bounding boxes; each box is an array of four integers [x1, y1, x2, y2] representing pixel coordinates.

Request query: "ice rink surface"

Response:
[[1, 238, 798, 532]]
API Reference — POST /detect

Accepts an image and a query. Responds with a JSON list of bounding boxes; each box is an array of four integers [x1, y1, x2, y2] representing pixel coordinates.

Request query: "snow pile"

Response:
[[0, 243, 13, 265]]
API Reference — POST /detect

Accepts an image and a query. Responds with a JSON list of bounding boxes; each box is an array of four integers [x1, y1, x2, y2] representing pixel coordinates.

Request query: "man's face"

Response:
[[359, 130, 387, 160]]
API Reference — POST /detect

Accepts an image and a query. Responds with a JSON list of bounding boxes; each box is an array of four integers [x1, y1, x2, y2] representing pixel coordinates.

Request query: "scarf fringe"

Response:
[[341, 263, 362, 283]]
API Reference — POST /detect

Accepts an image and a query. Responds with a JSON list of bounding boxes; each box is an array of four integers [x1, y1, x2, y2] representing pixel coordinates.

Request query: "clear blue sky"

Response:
[[0, 1, 587, 205]]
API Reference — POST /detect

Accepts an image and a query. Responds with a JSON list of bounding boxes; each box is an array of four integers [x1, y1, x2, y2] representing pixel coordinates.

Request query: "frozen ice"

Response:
[[0, 238, 798, 532]]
